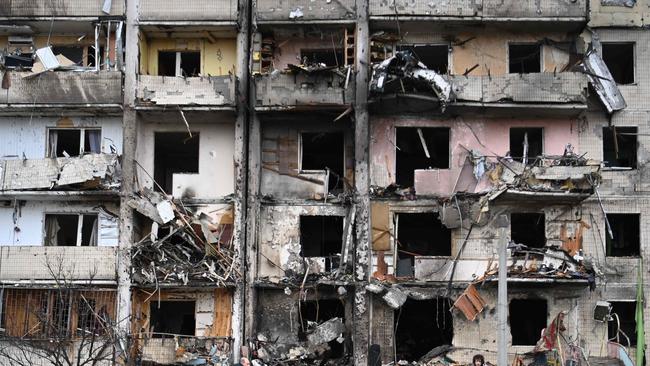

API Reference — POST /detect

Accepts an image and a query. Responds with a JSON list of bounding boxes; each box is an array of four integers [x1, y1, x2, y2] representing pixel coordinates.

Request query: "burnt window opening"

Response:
[[395, 127, 450, 187], [154, 132, 200, 194], [301, 132, 345, 191], [602, 43, 634, 85], [606, 214, 640, 257], [511, 213, 546, 249], [87, 46, 105, 68], [603, 127, 637, 168], [396, 44, 448, 74], [48, 128, 102, 158], [509, 128, 543, 163], [300, 216, 344, 271], [396, 213, 451, 277], [509, 298, 547, 346], [52, 46, 84, 65], [607, 301, 637, 346], [509, 44, 541, 74], [300, 49, 344, 67], [44, 214, 98, 247], [299, 299, 346, 358], [150, 301, 196, 337], [157, 51, 201, 77], [395, 298, 453, 362]]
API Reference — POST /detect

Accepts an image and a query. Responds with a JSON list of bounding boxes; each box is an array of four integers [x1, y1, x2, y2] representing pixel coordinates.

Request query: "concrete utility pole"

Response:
[[497, 214, 509, 366], [117, 0, 139, 361], [353, 0, 370, 365]]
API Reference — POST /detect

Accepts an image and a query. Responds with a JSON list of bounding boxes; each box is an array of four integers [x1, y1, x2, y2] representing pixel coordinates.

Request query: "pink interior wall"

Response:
[[370, 116, 580, 195], [273, 36, 344, 70]]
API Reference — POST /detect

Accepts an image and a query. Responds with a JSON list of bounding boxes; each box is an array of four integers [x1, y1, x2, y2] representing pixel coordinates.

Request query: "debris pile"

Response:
[[129, 188, 239, 286], [139, 336, 232, 366]]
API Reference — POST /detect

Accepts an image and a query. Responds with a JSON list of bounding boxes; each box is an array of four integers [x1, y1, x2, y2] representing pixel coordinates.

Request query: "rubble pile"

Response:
[[129, 188, 239, 286]]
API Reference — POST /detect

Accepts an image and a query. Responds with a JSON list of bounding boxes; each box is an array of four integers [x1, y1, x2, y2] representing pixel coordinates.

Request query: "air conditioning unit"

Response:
[[594, 301, 612, 322]]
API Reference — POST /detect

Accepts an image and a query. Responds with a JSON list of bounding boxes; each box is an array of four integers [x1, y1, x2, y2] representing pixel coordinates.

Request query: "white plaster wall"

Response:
[[136, 121, 235, 199], [0, 201, 119, 246], [0, 117, 123, 159]]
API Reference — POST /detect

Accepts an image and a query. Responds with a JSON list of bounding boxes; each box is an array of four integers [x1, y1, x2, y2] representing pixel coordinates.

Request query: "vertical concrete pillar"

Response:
[[353, 0, 370, 364], [232, 0, 251, 360], [117, 0, 139, 362]]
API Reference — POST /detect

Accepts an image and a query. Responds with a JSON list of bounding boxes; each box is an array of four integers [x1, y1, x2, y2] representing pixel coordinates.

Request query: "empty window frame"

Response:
[[511, 213, 546, 249], [48, 128, 102, 158], [153, 132, 200, 194], [509, 43, 541, 74], [299, 299, 346, 357], [606, 214, 640, 257], [300, 216, 344, 271], [395, 212, 451, 277], [601, 43, 635, 85], [509, 298, 547, 346], [158, 51, 201, 77], [395, 127, 450, 187], [300, 49, 344, 67], [149, 301, 196, 337], [509, 128, 543, 164], [607, 301, 637, 346], [396, 44, 449, 74], [44, 214, 98, 247], [603, 126, 637, 168], [395, 298, 453, 361], [301, 132, 345, 191], [52, 46, 85, 65]]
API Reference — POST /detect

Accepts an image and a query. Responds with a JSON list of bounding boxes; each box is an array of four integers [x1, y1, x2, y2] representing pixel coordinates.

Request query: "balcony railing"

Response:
[[136, 75, 236, 107], [255, 0, 355, 22], [0, 0, 124, 17], [139, 0, 237, 21], [254, 71, 355, 108]]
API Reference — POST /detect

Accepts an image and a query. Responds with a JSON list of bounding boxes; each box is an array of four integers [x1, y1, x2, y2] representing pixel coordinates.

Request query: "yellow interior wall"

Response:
[[141, 37, 236, 76], [139, 31, 149, 74], [449, 30, 571, 76]]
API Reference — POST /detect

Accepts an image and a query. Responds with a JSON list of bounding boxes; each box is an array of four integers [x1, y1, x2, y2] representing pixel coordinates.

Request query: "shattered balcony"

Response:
[[139, 337, 231, 365], [0, 0, 124, 17], [254, 66, 355, 110], [254, 0, 356, 22], [368, 0, 587, 22], [0, 71, 123, 108], [139, 0, 238, 22], [136, 75, 236, 108], [0, 154, 120, 198]]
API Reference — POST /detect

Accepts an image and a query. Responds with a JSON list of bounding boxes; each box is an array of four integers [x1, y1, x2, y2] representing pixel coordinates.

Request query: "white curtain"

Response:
[[86, 130, 101, 154], [88, 216, 98, 246], [44, 216, 60, 246], [48, 130, 58, 158]]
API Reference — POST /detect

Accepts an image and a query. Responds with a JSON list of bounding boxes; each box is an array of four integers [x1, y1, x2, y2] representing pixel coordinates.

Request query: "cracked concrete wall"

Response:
[[589, 0, 650, 27], [137, 75, 235, 106], [139, 0, 237, 21], [135, 117, 235, 199], [368, 0, 586, 18], [254, 73, 355, 107], [0, 116, 123, 159], [260, 118, 354, 199], [257, 205, 349, 281], [369, 115, 580, 191], [0, 0, 124, 17], [255, 0, 356, 21]]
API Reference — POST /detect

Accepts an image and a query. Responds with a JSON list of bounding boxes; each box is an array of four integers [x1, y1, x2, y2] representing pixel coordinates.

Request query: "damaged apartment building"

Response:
[[0, 0, 648, 366]]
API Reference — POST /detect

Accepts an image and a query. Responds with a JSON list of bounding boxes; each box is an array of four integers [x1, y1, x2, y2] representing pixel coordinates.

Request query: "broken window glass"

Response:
[[153, 132, 200, 194], [48, 128, 102, 158], [150, 301, 196, 337], [602, 43, 635, 85], [395, 213, 451, 277], [300, 216, 344, 271], [300, 49, 344, 67], [157, 51, 201, 77], [509, 44, 541, 74], [510, 213, 545, 249], [396, 44, 448, 74], [607, 301, 637, 346], [509, 128, 543, 164], [395, 127, 450, 187], [606, 213, 640, 257], [44, 214, 98, 247], [603, 126, 637, 168], [301, 132, 345, 191], [394, 298, 453, 362], [298, 299, 346, 358], [509, 298, 547, 345]]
